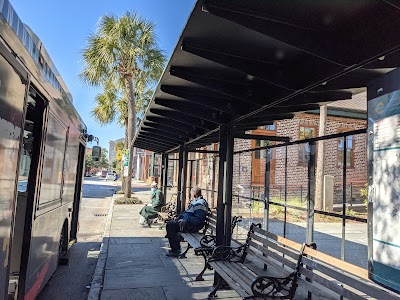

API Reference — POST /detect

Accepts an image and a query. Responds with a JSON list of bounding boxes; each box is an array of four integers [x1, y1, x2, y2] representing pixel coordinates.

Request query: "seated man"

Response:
[[165, 186, 208, 257], [139, 181, 164, 226]]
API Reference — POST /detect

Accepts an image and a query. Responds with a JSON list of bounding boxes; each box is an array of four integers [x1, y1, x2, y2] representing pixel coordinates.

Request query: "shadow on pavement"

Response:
[[36, 242, 101, 300]]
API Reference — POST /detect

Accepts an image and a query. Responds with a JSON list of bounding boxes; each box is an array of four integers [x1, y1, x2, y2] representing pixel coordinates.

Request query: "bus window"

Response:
[[11, 7, 18, 33], [1, 0, 9, 22], [39, 114, 67, 206]]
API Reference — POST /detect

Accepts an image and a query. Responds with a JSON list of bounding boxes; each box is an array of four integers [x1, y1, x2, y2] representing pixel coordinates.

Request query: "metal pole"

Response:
[[284, 145, 288, 238], [306, 142, 316, 244], [181, 146, 189, 213], [177, 146, 184, 215], [196, 159, 200, 186], [341, 137, 347, 260], [189, 160, 193, 192], [224, 124, 234, 245], [150, 152, 155, 177], [216, 124, 227, 246], [177, 146, 188, 214], [263, 148, 271, 231], [211, 156, 216, 208], [162, 153, 168, 199]]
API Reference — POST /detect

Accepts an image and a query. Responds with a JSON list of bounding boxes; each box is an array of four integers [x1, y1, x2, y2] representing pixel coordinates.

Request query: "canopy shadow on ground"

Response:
[[37, 242, 101, 300], [101, 236, 220, 300]]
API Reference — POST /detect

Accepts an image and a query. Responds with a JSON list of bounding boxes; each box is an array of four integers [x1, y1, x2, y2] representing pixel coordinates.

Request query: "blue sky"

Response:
[[11, 0, 196, 150]]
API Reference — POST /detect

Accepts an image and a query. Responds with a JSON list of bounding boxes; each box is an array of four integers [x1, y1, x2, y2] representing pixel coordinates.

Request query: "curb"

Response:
[[87, 196, 115, 300]]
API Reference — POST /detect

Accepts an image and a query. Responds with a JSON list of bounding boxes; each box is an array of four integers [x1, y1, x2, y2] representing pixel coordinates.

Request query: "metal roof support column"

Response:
[[224, 124, 234, 245], [161, 153, 168, 200], [189, 160, 194, 195], [306, 141, 316, 245], [216, 124, 227, 247], [263, 148, 271, 232], [211, 156, 216, 208], [177, 145, 188, 214]]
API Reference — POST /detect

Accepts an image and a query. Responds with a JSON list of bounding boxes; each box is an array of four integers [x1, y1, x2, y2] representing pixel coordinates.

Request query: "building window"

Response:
[[298, 125, 317, 165], [257, 123, 276, 131], [338, 132, 354, 168]]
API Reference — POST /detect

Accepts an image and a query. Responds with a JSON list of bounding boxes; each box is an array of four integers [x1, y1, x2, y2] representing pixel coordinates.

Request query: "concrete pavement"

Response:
[[91, 184, 240, 300]]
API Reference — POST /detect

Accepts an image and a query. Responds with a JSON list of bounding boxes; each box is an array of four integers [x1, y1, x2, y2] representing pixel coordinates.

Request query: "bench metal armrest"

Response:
[[248, 271, 298, 299], [209, 244, 248, 263], [194, 246, 214, 256], [199, 234, 216, 248]]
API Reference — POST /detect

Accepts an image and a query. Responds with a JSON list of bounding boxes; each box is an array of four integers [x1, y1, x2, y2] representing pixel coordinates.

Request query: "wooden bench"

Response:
[[206, 223, 400, 300], [157, 193, 177, 229], [180, 213, 242, 281]]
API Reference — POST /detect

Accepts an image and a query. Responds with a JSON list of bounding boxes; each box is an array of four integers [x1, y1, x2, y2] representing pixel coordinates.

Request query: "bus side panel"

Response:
[[63, 125, 80, 204], [23, 108, 69, 299], [24, 206, 68, 300], [62, 125, 80, 238], [0, 55, 26, 298]]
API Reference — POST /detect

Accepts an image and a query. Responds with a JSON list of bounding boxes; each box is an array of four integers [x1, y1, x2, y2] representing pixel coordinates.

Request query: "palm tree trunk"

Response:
[[124, 76, 136, 198], [121, 121, 129, 193]]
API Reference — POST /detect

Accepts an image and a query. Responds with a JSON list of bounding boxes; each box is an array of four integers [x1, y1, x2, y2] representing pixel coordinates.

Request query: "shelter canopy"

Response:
[[134, 0, 400, 153]]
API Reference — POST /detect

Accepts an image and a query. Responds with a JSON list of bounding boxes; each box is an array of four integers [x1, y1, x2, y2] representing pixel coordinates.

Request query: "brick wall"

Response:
[[232, 113, 367, 204], [171, 113, 367, 208]]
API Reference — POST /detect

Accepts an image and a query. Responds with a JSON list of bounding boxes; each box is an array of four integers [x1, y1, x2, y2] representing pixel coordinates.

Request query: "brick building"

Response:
[[175, 93, 368, 209]]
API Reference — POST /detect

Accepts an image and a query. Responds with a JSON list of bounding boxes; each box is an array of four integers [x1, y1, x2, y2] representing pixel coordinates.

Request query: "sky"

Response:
[[10, 0, 196, 150]]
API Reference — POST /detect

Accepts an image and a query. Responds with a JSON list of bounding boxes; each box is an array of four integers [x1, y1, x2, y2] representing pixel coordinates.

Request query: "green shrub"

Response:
[[115, 190, 124, 194], [360, 183, 368, 205], [115, 197, 142, 205]]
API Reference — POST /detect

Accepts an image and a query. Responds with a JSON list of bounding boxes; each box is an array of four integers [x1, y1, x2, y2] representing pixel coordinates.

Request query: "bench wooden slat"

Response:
[[298, 266, 366, 300], [223, 263, 253, 291], [248, 240, 297, 270], [210, 261, 251, 297], [296, 277, 339, 300], [303, 246, 368, 279], [300, 255, 399, 300], [253, 226, 303, 252], [206, 224, 400, 300], [180, 233, 201, 248], [227, 261, 255, 286], [250, 233, 300, 261]]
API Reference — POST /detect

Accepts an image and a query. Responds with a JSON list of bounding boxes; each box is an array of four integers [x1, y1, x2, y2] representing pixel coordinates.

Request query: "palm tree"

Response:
[[80, 12, 165, 197]]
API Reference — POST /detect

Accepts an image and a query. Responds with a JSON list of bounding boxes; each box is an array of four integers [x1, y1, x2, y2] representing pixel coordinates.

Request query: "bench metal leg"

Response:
[[179, 243, 192, 258], [208, 276, 222, 299], [195, 252, 208, 281]]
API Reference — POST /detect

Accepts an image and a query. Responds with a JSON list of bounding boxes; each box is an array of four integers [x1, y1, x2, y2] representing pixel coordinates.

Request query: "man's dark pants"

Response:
[[166, 221, 181, 252]]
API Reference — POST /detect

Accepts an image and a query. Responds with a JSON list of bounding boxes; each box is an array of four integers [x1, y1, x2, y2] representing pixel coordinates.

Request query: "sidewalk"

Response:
[[93, 194, 240, 300]]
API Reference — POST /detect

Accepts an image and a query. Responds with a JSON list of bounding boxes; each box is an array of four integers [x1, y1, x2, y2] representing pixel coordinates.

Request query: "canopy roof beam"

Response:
[[154, 98, 229, 124], [202, 1, 400, 66], [150, 108, 215, 130], [160, 85, 250, 115], [140, 128, 188, 143], [234, 133, 290, 142], [235, 113, 295, 126], [135, 137, 176, 149], [142, 122, 196, 139], [146, 116, 206, 135]]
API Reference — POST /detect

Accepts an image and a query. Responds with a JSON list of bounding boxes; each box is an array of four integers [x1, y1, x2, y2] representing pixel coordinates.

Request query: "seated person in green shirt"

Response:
[[139, 181, 164, 226]]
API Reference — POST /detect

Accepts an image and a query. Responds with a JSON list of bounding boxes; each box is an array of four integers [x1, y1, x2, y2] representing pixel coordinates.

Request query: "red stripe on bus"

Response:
[[24, 261, 49, 300]]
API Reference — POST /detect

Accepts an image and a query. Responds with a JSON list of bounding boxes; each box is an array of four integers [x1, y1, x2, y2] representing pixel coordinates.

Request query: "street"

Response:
[[37, 177, 116, 300]]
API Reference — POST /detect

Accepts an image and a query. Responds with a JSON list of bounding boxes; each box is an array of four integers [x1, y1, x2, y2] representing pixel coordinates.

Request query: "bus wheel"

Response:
[[58, 223, 69, 266]]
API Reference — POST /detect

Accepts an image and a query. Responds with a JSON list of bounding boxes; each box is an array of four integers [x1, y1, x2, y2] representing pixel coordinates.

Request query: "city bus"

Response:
[[0, 1, 87, 299]]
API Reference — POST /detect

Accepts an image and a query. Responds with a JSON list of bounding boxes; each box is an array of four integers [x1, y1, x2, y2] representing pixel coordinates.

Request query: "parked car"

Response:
[[106, 172, 116, 181]]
